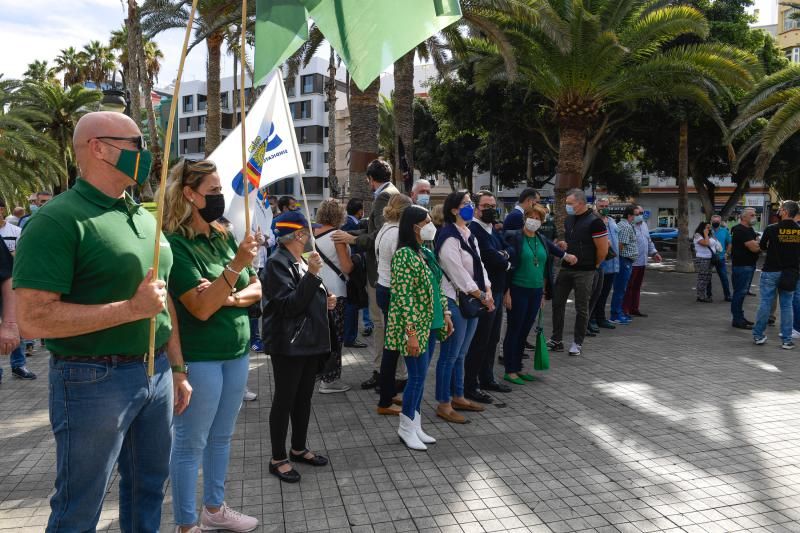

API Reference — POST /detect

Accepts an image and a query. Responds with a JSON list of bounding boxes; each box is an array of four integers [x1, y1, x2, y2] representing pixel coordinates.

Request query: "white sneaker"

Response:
[[174, 526, 202, 533], [319, 379, 351, 394], [792, 329, 800, 339], [568, 342, 582, 356], [243, 389, 257, 401], [199, 503, 258, 532]]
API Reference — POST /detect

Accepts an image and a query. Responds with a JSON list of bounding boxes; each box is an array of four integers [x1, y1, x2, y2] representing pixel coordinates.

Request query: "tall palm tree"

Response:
[[54, 48, 86, 88], [23, 60, 57, 85], [142, 0, 254, 155], [392, 51, 415, 192], [80, 40, 117, 88], [377, 94, 396, 167], [0, 78, 64, 202], [18, 83, 102, 192], [349, 78, 380, 213]]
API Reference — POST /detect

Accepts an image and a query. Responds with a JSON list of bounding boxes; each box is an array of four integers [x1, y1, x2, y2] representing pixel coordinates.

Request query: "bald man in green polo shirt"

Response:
[[13, 112, 192, 532]]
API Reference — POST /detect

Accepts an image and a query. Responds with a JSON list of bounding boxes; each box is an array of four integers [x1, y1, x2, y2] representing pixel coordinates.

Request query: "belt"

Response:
[[53, 346, 167, 365]]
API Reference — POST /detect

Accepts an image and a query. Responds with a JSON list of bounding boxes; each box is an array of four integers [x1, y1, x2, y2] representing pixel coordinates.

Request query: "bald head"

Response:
[[74, 112, 143, 194]]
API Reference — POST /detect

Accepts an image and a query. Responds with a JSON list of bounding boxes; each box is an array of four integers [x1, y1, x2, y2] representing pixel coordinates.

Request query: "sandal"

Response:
[[269, 459, 301, 483], [289, 448, 329, 466]]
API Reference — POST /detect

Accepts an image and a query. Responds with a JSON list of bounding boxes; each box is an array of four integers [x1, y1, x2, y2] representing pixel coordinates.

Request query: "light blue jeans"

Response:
[[436, 298, 478, 403], [171, 354, 249, 526], [753, 271, 794, 342]]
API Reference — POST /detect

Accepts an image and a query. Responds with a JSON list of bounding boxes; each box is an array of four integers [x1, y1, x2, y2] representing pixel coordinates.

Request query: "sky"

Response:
[[0, 0, 780, 88]]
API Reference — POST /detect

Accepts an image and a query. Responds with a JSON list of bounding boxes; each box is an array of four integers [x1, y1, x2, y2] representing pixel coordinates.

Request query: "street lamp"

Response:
[[101, 88, 128, 113]]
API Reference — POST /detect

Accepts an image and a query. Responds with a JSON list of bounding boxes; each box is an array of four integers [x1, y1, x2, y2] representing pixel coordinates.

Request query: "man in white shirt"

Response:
[[0, 201, 22, 253], [5, 206, 25, 226]]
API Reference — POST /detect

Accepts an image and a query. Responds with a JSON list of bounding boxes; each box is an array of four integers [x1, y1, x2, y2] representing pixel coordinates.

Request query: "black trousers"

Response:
[[592, 273, 616, 321], [465, 292, 503, 392], [378, 349, 401, 408], [269, 353, 319, 460]]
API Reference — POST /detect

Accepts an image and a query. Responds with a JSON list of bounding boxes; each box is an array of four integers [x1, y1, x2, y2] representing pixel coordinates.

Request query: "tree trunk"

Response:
[[393, 50, 415, 193], [132, 1, 160, 201], [327, 48, 339, 198], [526, 145, 534, 186], [348, 77, 380, 214], [676, 120, 693, 273], [205, 30, 224, 155], [554, 121, 587, 239], [720, 177, 750, 219], [125, 0, 143, 130], [693, 173, 716, 220]]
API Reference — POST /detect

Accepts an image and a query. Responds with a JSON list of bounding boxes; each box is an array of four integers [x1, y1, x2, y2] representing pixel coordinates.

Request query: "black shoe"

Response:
[[596, 319, 616, 329], [630, 311, 648, 317], [465, 390, 493, 404], [732, 322, 753, 330], [344, 340, 368, 348], [360, 371, 379, 390], [744, 318, 754, 326], [747, 291, 756, 296], [546, 339, 564, 351], [768, 316, 776, 325], [361, 326, 374, 337], [587, 322, 600, 333], [11, 367, 36, 380], [269, 459, 301, 483], [289, 448, 329, 466], [524, 341, 535, 350], [724, 297, 732, 302], [585, 329, 597, 337], [483, 381, 512, 393], [696, 297, 713, 303]]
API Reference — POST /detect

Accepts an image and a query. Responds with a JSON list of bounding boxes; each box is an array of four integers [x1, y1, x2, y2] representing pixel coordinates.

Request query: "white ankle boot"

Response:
[[414, 411, 436, 444], [398, 413, 427, 450]]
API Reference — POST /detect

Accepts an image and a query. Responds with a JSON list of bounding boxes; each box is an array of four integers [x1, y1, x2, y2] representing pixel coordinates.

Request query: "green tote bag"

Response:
[[533, 311, 550, 371]]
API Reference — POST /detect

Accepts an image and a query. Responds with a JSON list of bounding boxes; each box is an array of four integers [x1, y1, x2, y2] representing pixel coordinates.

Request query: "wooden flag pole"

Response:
[[239, 0, 251, 236], [146, 0, 199, 377]]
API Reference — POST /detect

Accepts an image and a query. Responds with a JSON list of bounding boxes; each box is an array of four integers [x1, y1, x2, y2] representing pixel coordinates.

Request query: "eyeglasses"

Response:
[[91, 135, 147, 151], [182, 158, 199, 183]]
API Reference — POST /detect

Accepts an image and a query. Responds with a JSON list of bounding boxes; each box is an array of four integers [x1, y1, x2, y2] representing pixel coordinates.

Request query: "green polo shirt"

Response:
[[166, 228, 255, 362], [12, 179, 173, 357]]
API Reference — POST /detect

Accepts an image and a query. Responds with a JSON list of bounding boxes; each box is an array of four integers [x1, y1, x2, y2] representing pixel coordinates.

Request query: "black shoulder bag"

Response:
[[440, 233, 486, 319]]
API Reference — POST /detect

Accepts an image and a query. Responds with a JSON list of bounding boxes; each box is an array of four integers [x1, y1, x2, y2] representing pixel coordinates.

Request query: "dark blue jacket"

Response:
[[503, 207, 524, 232], [469, 221, 514, 297], [504, 230, 564, 299]]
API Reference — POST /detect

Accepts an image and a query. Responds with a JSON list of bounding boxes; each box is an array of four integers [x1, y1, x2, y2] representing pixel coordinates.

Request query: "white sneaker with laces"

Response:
[[199, 503, 258, 532], [243, 389, 257, 401], [568, 342, 582, 356], [792, 329, 800, 339], [319, 379, 351, 394]]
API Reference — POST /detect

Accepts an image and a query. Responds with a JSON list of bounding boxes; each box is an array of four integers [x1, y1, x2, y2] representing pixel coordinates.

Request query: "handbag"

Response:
[[316, 232, 368, 308], [440, 268, 485, 318], [533, 311, 550, 371], [779, 268, 799, 292]]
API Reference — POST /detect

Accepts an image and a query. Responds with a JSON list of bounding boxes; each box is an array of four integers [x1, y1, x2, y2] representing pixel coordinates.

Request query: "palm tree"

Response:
[[80, 40, 117, 88], [349, 78, 381, 213], [377, 94, 396, 167], [23, 60, 57, 85], [18, 83, 102, 192], [54, 48, 86, 88], [142, 0, 254, 155], [0, 78, 64, 202], [392, 51, 415, 192]]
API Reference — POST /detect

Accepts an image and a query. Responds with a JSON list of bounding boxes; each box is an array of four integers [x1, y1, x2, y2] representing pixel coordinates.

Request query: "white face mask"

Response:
[[525, 218, 541, 233], [419, 222, 437, 241]]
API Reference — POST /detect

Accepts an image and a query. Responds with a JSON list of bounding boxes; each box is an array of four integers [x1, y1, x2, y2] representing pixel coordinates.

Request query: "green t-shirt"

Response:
[[166, 228, 255, 362], [512, 234, 547, 289], [12, 179, 173, 357]]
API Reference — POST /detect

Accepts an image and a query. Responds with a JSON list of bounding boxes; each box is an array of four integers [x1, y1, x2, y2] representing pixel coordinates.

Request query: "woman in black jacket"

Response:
[[262, 210, 336, 483]]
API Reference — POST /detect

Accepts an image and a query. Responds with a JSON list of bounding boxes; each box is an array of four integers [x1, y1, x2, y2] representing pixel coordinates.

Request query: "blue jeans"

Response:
[[610, 258, 633, 319], [731, 266, 755, 324], [403, 332, 436, 419], [713, 258, 731, 299], [794, 278, 800, 333], [502, 286, 543, 374], [363, 307, 373, 329], [47, 353, 172, 533], [343, 304, 374, 343], [171, 354, 249, 526], [753, 271, 794, 341], [435, 298, 478, 403]]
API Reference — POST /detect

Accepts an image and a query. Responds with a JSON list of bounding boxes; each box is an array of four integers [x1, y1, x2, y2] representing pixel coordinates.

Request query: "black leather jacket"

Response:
[[261, 246, 331, 357]]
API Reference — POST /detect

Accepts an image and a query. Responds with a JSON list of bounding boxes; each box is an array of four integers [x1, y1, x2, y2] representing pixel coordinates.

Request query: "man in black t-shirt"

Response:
[[730, 208, 761, 329], [0, 240, 22, 379], [549, 189, 609, 356]]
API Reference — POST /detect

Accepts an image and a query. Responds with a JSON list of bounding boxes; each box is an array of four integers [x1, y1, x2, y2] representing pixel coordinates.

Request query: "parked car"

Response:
[[650, 227, 678, 250]]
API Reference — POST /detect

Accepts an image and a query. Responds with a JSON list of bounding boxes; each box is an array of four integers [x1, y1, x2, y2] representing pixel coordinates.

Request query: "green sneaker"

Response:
[[504, 373, 525, 385], [519, 373, 536, 381]]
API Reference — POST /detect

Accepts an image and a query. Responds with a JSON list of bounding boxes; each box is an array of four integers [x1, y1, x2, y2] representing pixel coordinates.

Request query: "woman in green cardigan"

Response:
[[385, 205, 453, 451]]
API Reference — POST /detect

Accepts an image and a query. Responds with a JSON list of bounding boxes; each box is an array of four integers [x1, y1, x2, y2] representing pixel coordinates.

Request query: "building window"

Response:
[[792, 47, 800, 63], [285, 79, 295, 97], [220, 92, 229, 109], [301, 151, 312, 169], [301, 75, 314, 94], [182, 95, 193, 113], [784, 8, 800, 31], [295, 126, 324, 144], [289, 100, 311, 120], [198, 94, 207, 111], [199, 115, 206, 131], [198, 137, 205, 154], [323, 152, 329, 164], [324, 100, 330, 113], [324, 127, 329, 138]]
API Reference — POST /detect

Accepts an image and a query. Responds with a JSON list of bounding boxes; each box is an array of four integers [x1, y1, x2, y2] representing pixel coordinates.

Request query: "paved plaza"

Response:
[[1, 267, 800, 533]]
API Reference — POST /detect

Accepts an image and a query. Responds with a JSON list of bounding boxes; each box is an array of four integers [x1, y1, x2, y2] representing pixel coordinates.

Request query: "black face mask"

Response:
[[198, 193, 226, 223], [711, 222, 720, 229], [479, 208, 498, 224]]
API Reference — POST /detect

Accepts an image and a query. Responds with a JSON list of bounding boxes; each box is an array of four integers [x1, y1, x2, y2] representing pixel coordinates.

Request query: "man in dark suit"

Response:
[[342, 198, 370, 348], [333, 159, 400, 390], [464, 191, 515, 402], [503, 188, 540, 231]]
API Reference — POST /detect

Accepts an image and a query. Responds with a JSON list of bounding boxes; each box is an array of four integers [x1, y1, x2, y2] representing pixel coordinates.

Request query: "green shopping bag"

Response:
[[533, 311, 549, 371]]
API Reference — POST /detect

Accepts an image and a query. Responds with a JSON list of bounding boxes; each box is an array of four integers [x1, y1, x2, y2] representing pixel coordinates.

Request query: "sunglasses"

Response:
[[182, 158, 199, 183], [92, 135, 147, 151]]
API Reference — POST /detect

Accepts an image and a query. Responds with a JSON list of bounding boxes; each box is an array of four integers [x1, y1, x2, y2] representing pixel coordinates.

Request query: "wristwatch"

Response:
[[171, 363, 189, 374]]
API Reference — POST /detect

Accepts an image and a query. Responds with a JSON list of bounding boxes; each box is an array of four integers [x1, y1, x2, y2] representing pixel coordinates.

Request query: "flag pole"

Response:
[[239, 0, 251, 236], [146, 0, 199, 377], [277, 75, 316, 249]]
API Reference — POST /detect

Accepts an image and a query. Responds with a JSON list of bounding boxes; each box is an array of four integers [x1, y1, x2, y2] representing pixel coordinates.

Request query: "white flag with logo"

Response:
[[208, 71, 304, 240]]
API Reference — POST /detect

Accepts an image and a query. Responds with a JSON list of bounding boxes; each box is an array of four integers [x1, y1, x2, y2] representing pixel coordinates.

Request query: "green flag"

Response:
[[255, 0, 462, 89], [254, 0, 309, 84]]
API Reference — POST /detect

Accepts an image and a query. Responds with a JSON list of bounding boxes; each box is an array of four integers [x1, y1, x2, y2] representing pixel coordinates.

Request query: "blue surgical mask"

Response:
[[416, 194, 430, 207], [565, 204, 575, 215], [634, 215, 644, 224], [29, 204, 39, 214], [459, 204, 474, 222]]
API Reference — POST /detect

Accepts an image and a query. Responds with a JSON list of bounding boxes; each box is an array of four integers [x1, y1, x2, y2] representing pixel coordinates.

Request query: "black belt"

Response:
[[53, 346, 166, 365]]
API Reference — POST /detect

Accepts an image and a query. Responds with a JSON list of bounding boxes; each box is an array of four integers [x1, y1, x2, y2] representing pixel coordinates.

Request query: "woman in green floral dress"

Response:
[[385, 206, 453, 450]]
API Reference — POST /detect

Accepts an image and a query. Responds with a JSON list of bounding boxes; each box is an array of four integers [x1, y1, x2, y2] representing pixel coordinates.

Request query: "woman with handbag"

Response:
[[385, 206, 454, 449], [693, 221, 721, 303], [434, 191, 494, 423], [502, 204, 573, 384], [313, 199, 353, 394]]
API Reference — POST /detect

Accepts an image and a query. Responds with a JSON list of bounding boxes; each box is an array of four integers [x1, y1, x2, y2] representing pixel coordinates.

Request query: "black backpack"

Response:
[[316, 246, 369, 309]]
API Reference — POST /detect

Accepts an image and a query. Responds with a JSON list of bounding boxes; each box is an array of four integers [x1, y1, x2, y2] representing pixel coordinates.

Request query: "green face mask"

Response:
[[114, 148, 153, 186], [600, 208, 610, 216]]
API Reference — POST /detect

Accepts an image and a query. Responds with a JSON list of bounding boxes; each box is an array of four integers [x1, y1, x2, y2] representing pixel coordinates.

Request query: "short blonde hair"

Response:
[[316, 198, 345, 227], [430, 204, 444, 227], [163, 159, 225, 238], [383, 194, 412, 223], [525, 203, 549, 222]]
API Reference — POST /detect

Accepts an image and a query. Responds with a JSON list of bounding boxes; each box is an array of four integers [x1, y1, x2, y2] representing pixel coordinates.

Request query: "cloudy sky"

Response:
[[0, 0, 779, 88]]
